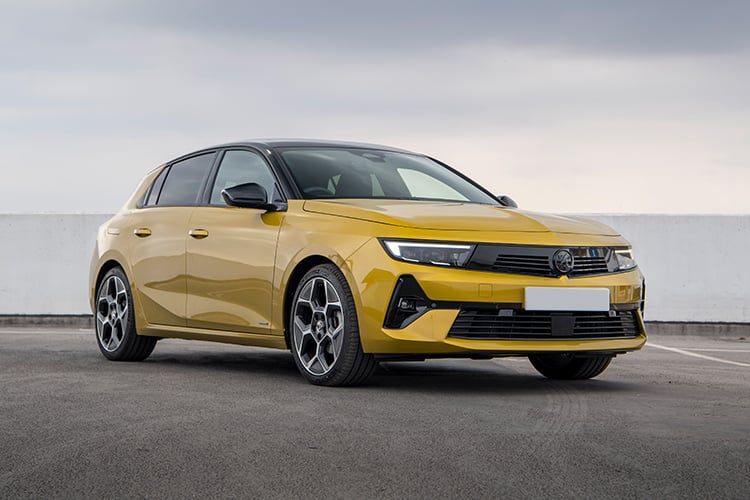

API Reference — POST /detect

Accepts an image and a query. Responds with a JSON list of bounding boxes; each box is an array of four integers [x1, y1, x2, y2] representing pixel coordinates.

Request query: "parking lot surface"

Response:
[[1, 327, 748, 499]]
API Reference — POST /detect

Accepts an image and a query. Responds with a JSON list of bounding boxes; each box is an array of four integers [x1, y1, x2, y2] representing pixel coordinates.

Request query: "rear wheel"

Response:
[[289, 264, 377, 386], [95, 267, 156, 361], [529, 353, 612, 380]]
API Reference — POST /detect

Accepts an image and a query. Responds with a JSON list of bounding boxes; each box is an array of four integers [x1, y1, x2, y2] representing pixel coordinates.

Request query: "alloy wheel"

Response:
[[96, 275, 129, 352], [292, 276, 345, 376]]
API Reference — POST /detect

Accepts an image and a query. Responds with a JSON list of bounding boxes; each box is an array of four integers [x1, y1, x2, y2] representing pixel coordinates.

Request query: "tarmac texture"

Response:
[[1, 328, 748, 499]]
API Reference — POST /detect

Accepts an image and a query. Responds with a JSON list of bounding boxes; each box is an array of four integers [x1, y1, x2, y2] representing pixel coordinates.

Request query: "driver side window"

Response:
[[210, 150, 278, 205]]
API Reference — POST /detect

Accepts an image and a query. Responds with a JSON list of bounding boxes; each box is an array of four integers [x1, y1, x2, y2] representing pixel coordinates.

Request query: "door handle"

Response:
[[188, 229, 209, 239], [133, 228, 152, 237]]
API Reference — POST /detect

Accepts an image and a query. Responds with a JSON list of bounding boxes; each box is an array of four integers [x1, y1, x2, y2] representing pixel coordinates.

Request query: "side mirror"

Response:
[[222, 183, 273, 210], [496, 195, 518, 208]]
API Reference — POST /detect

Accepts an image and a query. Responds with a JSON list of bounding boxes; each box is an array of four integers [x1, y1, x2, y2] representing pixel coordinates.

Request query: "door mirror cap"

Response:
[[222, 183, 275, 210], [496, 195, 518, 208]]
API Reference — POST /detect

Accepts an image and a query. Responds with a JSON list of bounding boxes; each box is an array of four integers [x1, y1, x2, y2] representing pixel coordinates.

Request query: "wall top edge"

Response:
[[0, 212, 116, 216], [565, 213, 750, 217], [1, 212, 749, 217]]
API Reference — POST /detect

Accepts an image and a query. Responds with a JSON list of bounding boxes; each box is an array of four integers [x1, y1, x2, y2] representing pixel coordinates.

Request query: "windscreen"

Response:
[[280, 148, 498, 204]]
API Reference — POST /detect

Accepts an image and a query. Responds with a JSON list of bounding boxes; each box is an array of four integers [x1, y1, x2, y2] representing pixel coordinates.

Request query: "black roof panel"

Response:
[[211, 138, 418, 154]]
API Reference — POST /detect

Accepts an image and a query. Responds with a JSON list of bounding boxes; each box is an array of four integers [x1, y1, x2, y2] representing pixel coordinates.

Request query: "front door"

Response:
[[186, 149, 283, 333]]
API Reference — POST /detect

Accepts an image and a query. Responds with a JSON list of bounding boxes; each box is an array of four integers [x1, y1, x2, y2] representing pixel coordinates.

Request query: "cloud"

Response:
[[4, 1, 750, 66], [0, 1, 748, 213]]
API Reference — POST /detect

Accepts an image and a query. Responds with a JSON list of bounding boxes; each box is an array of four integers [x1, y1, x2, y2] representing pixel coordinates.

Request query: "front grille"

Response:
[[568, 255, 609, 277], [468, 245, 617, 278], [448, 308, 640, 340], [492, 254, 550, 276]]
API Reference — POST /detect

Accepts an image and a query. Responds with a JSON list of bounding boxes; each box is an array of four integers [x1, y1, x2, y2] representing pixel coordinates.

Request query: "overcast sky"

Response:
[[1, 0, 748, 214]]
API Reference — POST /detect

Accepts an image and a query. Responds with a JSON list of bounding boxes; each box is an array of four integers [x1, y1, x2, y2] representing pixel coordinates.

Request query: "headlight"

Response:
[[380, 239, 476, 268], [614, 249, 637, 271]]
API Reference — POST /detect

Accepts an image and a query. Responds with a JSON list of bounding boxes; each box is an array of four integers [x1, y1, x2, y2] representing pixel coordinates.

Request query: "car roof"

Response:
[[210, 139, 418, 155], [153, 139, 426, 175]]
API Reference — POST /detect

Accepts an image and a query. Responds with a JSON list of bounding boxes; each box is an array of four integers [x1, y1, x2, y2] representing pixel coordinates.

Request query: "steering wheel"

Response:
[[303, 186, 334, 197]]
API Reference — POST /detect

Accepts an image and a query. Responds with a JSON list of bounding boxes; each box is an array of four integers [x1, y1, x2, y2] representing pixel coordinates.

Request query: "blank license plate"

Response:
[[524, 287, 610, 312]]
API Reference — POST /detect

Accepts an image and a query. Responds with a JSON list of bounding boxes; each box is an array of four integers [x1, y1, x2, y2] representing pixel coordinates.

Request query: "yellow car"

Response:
[[90, 140, 646, 386]]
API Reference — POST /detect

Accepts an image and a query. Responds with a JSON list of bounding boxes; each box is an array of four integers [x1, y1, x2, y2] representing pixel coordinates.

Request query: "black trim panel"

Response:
[[448, 308, 642, 341], [383, 274, 641, 334]]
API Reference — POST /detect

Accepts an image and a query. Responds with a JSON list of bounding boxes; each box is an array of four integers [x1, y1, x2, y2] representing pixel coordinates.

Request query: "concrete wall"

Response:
[[0, 213, 747, 322], [586, 215, 749, 323], [0, 214, 112, 315]]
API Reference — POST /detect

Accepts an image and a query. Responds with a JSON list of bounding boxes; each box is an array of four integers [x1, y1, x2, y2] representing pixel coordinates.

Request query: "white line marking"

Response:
[[648, 343, 750, 367], [492, 358, 526, 363], [0, 330, 90, 335], [682, 348, 750, 353]]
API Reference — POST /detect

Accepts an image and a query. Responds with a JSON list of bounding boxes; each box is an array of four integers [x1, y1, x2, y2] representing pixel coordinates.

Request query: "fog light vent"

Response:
[[383, 275, 433, 329]]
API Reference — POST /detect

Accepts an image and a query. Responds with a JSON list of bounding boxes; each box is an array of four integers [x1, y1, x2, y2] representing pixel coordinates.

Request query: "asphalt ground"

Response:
[[1, 328, 748, 499]]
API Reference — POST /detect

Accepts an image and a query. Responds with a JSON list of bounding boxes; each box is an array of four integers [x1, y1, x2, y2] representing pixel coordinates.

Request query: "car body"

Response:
[[90, 139, 646, 385]]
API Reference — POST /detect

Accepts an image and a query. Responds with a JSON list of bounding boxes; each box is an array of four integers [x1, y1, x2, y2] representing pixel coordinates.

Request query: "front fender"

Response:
[[272, 207, 376, 335]]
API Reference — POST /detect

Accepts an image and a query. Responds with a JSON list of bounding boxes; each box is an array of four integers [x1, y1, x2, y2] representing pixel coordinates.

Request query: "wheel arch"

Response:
[[92, 257, 141, 321], [92, 256, 155, 336], [95, 259, 123, 289], [282, 255, 337, 349], [92, 259, 127, 311]]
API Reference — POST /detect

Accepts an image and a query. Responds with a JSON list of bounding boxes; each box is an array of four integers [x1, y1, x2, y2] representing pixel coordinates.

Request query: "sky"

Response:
[[1, 0, 748, 214]]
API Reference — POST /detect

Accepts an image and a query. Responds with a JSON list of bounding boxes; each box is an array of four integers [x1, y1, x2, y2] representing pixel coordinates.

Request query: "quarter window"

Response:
[[210, 150, 279, 205], [157, 153, 215, 206], [144, 167, 169, 207]]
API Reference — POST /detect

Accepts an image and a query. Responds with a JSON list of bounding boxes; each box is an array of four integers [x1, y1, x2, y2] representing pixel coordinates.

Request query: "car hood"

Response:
[[302, 200, 619, 236]]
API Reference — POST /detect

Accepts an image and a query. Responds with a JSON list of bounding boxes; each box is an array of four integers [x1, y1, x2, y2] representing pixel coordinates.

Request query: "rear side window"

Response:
[[157, 153, 214, 206]]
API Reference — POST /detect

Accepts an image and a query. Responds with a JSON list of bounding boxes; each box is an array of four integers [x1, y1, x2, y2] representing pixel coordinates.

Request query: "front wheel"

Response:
[[289, 264, 377, 386], [529, 353, 613, 380], [95, 267, 156, 361]]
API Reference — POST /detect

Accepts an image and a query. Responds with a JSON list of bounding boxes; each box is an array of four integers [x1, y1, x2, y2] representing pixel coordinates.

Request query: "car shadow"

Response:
[[368, 360, 639, 394], [146, 349, 302, 381], [141, 348, 640, 395]]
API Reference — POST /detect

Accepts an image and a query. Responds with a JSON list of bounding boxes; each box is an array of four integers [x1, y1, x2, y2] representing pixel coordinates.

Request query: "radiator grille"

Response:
[[468, 245, 616, 278], [492, 255, 551, 276], [568, 255, 609, 277]]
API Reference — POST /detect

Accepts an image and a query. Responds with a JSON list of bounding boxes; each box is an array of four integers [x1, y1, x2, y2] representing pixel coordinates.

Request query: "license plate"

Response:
[[524, 287, 610, 312]]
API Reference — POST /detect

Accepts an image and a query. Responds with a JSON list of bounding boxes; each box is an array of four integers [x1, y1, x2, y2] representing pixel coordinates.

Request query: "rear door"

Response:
[[128, 152, 216, 326], [185, 149, 284, 333]]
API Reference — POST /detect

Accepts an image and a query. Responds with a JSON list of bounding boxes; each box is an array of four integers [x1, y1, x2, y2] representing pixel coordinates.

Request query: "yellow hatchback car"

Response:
[[90, 140, 646, 385]]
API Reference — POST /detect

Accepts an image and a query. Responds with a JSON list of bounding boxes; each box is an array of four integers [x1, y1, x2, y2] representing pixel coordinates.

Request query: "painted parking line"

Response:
[[648, 343, 750, 367], [0, 330, 90, 335], [682, 348, 750, 353]]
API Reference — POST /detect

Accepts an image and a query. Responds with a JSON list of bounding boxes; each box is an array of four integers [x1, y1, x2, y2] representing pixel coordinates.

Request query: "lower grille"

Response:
[[448, 309, 640, 340]]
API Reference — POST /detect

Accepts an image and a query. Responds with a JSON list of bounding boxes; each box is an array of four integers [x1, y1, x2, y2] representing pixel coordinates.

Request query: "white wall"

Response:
[[0, 214, 111, 315], [586, 215, 749, 323], [0, 213, 747, 322]]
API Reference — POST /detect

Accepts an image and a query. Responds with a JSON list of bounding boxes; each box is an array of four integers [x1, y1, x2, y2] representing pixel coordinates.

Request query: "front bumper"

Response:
[[347, 238, 646, 355]]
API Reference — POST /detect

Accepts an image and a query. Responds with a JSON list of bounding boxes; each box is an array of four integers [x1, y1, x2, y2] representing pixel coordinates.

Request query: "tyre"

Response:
[[529, 353, 612, 380], [95, 267, 156, 361], [289, 264, 377, 386]]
